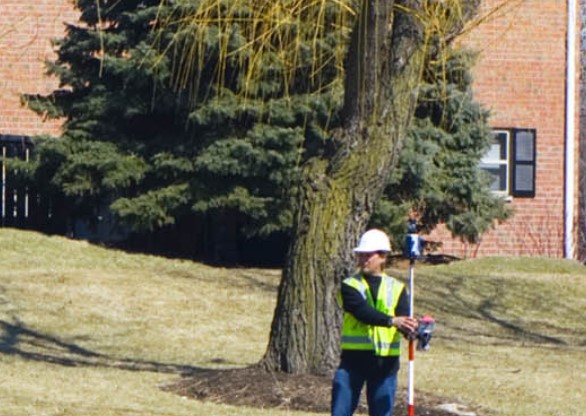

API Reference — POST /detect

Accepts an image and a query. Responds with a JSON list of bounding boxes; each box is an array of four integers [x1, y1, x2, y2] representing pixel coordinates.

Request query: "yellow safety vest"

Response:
[[340, 273, 404, 357]]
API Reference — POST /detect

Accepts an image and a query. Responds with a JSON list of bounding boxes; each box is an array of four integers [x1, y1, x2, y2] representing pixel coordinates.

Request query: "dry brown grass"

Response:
[[389, 257, 586, 416], [0, 229, 585, 415], [0, 229, 319, 416]]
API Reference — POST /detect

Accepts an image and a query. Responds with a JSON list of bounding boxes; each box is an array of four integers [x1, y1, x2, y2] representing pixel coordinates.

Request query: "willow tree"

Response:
[[158, 0, 481, 374]]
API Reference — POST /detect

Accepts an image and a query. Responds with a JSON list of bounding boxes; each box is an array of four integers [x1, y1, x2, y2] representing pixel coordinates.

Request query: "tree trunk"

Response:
[[261, 0, 427, 375]]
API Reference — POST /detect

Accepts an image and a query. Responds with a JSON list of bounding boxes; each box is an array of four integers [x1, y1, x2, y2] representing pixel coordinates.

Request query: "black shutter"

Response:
[[511, 129, 536, 198]]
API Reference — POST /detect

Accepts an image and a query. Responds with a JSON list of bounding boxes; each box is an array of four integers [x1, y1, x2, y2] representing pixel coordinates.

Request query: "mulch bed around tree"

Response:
[[161, 364, 481, 415]]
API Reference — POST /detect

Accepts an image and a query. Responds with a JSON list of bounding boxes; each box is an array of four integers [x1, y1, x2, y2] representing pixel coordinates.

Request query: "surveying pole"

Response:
[[404, 219, 421, 416], [404, 217, 438, 415], [407, 256, 416, 416]]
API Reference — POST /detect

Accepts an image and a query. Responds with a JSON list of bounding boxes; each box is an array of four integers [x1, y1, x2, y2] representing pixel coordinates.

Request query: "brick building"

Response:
[[0, 1, 79, 229], [0, 0, 583, 260], [0, 0, 78, 137], [429, 0, 583, 260]]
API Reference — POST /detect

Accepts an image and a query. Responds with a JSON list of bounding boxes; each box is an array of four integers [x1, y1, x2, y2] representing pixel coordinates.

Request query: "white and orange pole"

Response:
[[407, 257, 416, 416]]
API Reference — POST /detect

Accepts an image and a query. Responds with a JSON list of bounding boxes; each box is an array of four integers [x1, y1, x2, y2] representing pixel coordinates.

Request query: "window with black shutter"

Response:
[[479, 128, 536, 198]]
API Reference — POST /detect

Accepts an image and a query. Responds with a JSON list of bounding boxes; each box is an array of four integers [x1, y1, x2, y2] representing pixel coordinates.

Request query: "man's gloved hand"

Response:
[[391, 316, 419, 337]]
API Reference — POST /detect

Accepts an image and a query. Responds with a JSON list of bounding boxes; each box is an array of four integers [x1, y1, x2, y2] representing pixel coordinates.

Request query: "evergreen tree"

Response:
[[24, 0, 336, 245], [371, 49, 511, 247], [23, 0, 506, 251]]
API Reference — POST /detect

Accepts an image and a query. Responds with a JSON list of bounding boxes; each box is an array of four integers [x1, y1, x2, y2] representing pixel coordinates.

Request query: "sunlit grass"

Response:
[[390, 257, 586, 416], [1, 228, 585, 415], [0, 229, 324, 415]]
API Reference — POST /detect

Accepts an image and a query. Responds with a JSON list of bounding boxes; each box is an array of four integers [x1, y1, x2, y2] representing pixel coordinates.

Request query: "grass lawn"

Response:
[[391, 257, 586, 416], [0, 229, 585, 415]]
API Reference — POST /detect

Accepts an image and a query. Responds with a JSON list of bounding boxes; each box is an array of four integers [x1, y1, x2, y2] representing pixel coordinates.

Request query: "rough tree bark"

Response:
[[261, 0, 429, 375]]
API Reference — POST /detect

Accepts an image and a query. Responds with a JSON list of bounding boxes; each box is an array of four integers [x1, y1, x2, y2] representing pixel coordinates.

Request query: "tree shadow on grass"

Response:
[[415, 273, 585, 347], [0, 318, 483, 415], [0, 318, 207, 375]]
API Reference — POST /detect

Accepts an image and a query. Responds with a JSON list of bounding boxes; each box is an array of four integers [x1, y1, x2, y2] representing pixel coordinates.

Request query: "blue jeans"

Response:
[[331, 362, 397, 416]]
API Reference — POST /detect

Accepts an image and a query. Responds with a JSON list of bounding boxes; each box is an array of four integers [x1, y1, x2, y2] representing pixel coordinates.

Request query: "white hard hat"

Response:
[[353, 229, 391, 253]]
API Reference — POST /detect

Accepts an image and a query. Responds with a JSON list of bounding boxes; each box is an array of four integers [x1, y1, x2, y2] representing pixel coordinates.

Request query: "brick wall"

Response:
[[428, 0, 580, 258], [0, 0, 79, 137]]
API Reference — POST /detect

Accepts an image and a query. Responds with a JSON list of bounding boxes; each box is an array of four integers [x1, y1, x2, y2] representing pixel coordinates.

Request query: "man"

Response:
[[331, 229, 418, 416]]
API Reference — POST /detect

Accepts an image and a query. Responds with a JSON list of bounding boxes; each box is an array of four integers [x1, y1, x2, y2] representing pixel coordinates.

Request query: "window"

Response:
[[479, 129, 536, 198], [480, 130, 510, 194]]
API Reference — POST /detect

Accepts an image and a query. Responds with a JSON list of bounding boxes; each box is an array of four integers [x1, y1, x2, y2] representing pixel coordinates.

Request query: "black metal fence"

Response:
[[0, 134, 50, 230]]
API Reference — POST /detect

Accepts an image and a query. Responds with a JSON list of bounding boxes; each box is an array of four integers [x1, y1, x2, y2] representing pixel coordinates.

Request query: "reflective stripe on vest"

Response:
[[340, 335, 401, 351], [340, 273, 404, 356]]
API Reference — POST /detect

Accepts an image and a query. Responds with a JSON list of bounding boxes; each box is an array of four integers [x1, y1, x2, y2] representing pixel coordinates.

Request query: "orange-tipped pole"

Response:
[[408, 259, 415, 416]]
